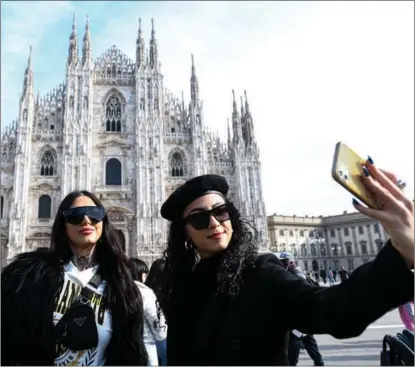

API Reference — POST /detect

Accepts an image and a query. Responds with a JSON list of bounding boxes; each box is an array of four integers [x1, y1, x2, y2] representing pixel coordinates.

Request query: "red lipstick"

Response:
[[79, 228, 94, 235], [207, 232, 224, 239]]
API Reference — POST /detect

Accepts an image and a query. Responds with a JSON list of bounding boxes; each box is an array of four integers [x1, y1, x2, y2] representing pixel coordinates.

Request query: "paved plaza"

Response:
[[298, 309, 404, 365]]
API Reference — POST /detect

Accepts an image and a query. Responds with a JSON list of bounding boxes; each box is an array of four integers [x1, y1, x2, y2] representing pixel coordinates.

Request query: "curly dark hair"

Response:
[[51, 190, 148, 365], [158, 200, 258, 318]]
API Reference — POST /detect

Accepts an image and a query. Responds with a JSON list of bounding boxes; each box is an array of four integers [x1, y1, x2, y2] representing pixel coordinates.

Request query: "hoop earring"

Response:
[[185, 240, 194, 251]]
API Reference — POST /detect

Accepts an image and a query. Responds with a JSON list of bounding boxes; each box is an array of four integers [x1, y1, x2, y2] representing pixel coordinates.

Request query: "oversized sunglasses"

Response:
[[183, 204, 230, 230], [63, 206, 105, 225]]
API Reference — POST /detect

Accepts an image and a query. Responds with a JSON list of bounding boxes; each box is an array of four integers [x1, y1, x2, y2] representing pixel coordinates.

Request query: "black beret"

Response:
[[161, 174, 229, 221]]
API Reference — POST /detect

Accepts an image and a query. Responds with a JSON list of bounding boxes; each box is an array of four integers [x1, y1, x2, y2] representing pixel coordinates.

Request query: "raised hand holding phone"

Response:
[[331, 142, 414, 267], [352, 159, 414, 267]]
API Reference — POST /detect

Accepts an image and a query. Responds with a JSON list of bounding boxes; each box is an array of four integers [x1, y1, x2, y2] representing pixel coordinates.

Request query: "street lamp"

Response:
[[311, 229, 326, 256], [309, 229, 327, 272], [269, 241, 278, 253]]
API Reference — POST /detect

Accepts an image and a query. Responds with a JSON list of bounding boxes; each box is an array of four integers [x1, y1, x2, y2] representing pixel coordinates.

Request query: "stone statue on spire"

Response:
[[136, 18, 145, 68], [68, 14, 78, 66], [190, 54, 200, 105], [149, 18, 158, 69], [82, 15, 92, 66], [22, 46, 33, 98]]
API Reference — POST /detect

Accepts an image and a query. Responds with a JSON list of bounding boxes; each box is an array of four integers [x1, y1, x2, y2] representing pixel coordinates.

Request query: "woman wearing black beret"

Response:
[[158, 160, 414, 366]]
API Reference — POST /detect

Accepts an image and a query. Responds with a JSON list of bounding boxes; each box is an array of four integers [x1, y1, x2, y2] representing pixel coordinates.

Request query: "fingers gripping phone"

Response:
[[331, 142, 379, 209]]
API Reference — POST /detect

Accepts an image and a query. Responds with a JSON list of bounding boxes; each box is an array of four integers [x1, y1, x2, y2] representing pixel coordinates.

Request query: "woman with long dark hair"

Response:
[[145, 258, 168, 366], [130, 257, 167, 366], [145, 258, 166, 299], [130, 257, 149, 283], [1, 190, 148, 366], [159, 171, 414, 366]]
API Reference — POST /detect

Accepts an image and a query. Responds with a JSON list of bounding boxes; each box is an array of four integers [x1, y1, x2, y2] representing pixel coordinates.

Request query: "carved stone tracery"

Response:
[[3, 28, 269, 260], [107, 210, 125, 222], [105, 95, 122, 132]]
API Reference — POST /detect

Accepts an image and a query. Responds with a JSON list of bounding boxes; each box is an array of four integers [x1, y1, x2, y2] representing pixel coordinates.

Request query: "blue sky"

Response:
[[1, 1, 414, 216]]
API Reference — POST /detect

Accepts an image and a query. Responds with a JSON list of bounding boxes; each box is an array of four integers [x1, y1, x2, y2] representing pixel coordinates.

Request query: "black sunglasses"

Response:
[[183, 204, 230, 230], [63, 206, 105, 225]]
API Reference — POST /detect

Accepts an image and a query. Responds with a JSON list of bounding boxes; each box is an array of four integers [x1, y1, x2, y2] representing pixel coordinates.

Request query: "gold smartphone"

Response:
[[331, 142, 378, 209]]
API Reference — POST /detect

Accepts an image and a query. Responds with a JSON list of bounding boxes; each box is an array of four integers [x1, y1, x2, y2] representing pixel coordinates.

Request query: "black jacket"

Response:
[[166, 241, 414, 365], [1, 251, 147, 366]]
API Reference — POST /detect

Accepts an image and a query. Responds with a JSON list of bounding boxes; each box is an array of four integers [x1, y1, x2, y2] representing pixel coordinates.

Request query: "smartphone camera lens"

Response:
[[338, 168, 349, 181]]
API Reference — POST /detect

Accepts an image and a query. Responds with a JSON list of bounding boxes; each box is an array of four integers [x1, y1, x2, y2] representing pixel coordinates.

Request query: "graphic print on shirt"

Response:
[[54, 272, 111, 366]]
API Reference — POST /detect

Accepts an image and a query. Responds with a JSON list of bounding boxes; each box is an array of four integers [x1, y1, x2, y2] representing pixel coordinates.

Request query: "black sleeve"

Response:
[[261, 241, 413, 339], [1, 254, 59, 365]]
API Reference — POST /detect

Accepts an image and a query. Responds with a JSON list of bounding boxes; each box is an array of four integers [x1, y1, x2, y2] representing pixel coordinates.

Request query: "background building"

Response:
[[267, 211, 389, 272], [0, 16, 268, 266]]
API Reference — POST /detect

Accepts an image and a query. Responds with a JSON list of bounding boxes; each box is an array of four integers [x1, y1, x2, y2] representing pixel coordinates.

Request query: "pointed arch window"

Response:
[[171, 152, 185, 177], [38, 195, 52, 219], [105, 95, 122, 132], [57, 107, 62, 123], [147, 78, 152, 99], [106, 158, 122, 185], [40, 150, 55, 176]]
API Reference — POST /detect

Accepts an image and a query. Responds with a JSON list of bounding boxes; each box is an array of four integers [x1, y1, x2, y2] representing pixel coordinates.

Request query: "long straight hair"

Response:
[[145, 258, 166, 299], [51, 190, 148, 364]]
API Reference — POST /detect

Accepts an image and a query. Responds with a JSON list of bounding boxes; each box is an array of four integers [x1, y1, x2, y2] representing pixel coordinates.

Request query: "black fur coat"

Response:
[[1, 251, 147, 366]]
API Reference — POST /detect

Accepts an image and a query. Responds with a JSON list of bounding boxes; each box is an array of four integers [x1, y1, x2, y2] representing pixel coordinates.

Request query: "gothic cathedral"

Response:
[[0, 17, 268, 265]]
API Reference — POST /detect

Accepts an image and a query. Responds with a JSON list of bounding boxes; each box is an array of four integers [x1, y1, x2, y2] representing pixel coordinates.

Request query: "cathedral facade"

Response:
[[0, 17, 268, 265]]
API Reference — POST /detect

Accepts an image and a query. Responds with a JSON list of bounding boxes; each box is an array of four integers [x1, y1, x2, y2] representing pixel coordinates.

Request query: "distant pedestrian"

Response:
[[278, 253, 325, 366], [130, 258, 167, 366], [332, 269, 338, 282], [338, 266, 349, 283], [328, 267, 335, 286], [146, 259, 167, 366], [314, 271, 320, 283], [320, 268, 327, 284], [288, 331, 325, 366]]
